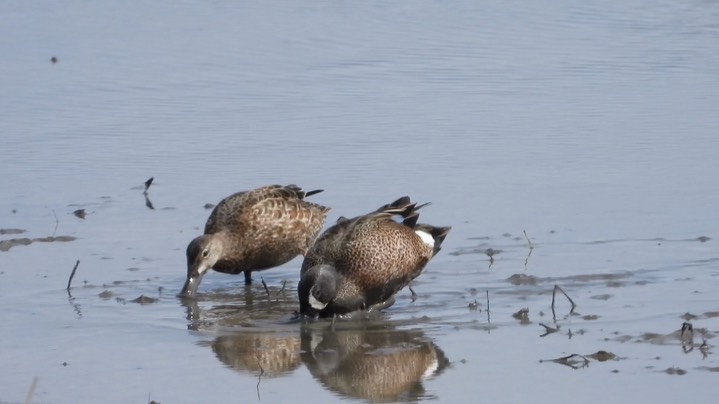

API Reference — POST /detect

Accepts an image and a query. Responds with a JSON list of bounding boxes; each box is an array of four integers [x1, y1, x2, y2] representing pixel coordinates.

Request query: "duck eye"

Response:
[[202, 249, 209, 258]]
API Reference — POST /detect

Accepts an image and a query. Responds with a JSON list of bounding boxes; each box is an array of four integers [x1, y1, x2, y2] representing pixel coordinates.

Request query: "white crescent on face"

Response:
[[309, 293, 328, 310]]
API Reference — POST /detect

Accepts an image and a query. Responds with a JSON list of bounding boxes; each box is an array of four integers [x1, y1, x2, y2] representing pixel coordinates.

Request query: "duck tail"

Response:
[[283, 184, 324, 199]]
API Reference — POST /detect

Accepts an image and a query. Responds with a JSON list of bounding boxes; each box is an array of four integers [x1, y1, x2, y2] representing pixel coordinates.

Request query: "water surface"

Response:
[[1, 1, 718, 403]]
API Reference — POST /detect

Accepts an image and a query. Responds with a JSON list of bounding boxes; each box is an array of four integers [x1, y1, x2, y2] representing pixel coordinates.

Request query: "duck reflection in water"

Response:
[[300, 322, 449, 402], [208, 332, 302, 378]]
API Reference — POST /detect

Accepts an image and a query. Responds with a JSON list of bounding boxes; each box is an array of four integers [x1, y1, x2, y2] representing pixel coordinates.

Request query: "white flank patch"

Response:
[[309, 294, 328, 310], [415, 230, 435, 248], [422, 358, 439, 379]]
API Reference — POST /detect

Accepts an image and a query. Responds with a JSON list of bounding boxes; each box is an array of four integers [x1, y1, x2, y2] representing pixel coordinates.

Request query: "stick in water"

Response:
[[523, 229, 533, 248], [276, 279, 288, 296], [551, 284, 576, 311], [260, 277, 270, 297], [523, 230, 534, 269], [144, 177, 154, 194], [52, 209, 59, 237], [66, 260, 80, 290], [486, 290, 491, 323], [24, 377, 38, 404]]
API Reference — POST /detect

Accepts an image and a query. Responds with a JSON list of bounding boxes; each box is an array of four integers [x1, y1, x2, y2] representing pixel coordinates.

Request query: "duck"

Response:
[[297, 196, 450, 318], [181, 184, 330, 297]]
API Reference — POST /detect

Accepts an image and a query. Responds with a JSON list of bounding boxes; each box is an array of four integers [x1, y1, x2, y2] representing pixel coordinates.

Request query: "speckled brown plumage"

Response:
[[298, 196, 450, 317], [181, 184, 330, 296]]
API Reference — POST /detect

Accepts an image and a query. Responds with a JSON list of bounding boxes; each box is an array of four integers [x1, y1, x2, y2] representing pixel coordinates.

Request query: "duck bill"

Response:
[[179, 271, 205, 298]]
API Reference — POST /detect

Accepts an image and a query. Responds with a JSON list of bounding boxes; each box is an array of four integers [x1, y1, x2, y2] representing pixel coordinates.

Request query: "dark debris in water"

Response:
[[507, 274, 539, 285], [0, 228, 25, 235], [696, 235, 711, 243], [130, 295, 158, 304], [204, 203, 215, 210], [0, 237, 32, 251], [35, 236, 76, 243], [512, 308, 530, 324], [0, 235, 76, 252], [485, 248, 501, 258], [664, 367, 687, 375], [73, 209, 86, 219], [98, 290, 114, 299], [681, 312, 698, 320], [588, 351, 616, 362], [541, 351, 617, 369], [625, 321, 714, 354], [681, 311, 719, 320], [449, 245, 502, 257]]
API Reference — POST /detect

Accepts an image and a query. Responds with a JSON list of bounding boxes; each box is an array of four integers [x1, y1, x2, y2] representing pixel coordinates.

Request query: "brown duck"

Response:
[[298, 196, 450, 317], [181, 184, 330, 297]]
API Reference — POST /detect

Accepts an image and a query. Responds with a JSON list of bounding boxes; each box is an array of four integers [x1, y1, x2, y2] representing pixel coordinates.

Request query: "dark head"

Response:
[[180, 234, 224, 297], [298, 264, 339, 317]]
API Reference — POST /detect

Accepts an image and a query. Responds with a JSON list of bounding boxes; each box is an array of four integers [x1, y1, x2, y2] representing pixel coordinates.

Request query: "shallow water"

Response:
[[2, 1, 719, 403]]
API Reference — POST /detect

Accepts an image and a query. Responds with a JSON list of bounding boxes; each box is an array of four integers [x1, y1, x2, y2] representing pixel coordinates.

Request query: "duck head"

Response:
[[180, 234, 224, 297], [298, 264, 339, 317]]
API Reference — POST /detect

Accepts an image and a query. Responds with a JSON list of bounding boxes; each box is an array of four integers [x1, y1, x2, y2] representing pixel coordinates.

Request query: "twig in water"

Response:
[[276, 280, 287, 296], [539, 323, 560, 337], [255, 354, 264, 401], [24, 377, 38, 404], [144, 194, 155, 210], [144, 177, 154, 194], [52, 209, 59, 237], [523, 230, 534, 270], [260, 277, 270, 297], [523, 230, 533, 248], [541, 353, 589, 369], [68, 294, 82, 318], [523, 248, 534, 270], [66, 260, 80, 291], [551, 284, 576, 312], [486, 290, 491, 323], [485, 248, 497, 269]]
